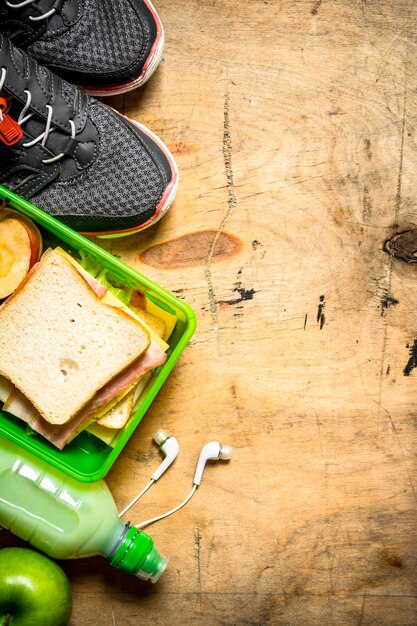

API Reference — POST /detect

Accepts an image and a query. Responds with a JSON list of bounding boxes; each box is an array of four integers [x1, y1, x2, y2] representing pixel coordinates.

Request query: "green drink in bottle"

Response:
[[0, 436, 168, 582]]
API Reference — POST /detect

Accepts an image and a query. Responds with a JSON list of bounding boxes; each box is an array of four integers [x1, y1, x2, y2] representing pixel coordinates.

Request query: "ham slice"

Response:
[[2, 340, 167, 449], [75, 265, 108, 298]]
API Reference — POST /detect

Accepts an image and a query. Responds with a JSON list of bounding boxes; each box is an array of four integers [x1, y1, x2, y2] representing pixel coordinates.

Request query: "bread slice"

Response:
[[0, 249, 150, 425], [96, 388, 136, 430], [96, 370, 152, 429]]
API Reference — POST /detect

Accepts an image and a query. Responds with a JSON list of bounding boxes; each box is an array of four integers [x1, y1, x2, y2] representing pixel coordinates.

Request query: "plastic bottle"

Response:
[[0, 436, 168, 582]]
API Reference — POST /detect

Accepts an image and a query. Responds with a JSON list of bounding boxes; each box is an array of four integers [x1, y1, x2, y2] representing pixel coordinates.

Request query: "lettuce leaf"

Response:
[[78, 250, 134, 307]]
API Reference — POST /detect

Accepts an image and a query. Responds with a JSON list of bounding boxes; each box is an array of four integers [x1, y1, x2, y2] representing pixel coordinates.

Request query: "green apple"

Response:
[[0, 548, 72, 626]]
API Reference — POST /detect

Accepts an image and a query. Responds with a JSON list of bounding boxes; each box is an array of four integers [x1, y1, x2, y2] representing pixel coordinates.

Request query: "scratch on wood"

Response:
[[315, 413, 323, 456], [276, 555, 288, 607], [112, 609, 117, 626], [396, 77, 408, 211], [194, 527, 202, 606], [403, 340, 417, 376], [362, 185, 372, 222], [376, 403, 417, 503], [317, 295, 326, 329], [204, 83, 237, 339], [207, 541, 216, 566], [378, 64, 408, 415], [357, 589, 367, 626]]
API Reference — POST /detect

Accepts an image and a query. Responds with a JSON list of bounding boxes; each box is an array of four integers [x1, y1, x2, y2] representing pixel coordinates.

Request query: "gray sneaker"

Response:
[[0, 0, 164, 96], [0, 35, 178, 236]]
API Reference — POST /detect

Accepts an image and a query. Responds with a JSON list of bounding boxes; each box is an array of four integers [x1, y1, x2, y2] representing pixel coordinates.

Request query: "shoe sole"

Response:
[[80, 0, 164, 97], [79, 114, 178, 239]]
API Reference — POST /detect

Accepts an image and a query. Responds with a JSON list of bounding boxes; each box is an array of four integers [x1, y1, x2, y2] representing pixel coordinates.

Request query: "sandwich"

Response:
[[95, 371, 152, 430], [0, 248, 168, 448]]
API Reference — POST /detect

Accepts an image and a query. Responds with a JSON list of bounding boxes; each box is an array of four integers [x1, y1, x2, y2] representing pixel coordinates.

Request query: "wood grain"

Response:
[[3, 1, 417, 624]]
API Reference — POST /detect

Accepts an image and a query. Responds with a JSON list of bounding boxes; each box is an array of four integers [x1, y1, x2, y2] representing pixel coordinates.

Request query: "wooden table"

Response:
[[3, 1, 417, 624]]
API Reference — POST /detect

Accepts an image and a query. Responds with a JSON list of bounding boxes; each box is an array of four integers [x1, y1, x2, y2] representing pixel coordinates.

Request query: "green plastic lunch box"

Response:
[[0, 185, 196, 482]]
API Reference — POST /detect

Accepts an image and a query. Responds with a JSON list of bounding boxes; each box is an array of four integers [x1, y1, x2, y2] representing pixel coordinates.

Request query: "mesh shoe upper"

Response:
[[0, 34, 174, 234], [28, 0, 149, 75], [0, 0, 159, 88], [33, 102, 165, 225]]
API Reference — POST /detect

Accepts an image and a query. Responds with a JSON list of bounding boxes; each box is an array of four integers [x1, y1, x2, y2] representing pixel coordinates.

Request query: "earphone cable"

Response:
[[118, 479, 155, 518], [135, 484, 198, 529]]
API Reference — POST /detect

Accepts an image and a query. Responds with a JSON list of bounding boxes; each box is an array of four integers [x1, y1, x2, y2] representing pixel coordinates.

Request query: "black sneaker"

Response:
[[0, 34, 178, 236], [0, 0, 164, 96]]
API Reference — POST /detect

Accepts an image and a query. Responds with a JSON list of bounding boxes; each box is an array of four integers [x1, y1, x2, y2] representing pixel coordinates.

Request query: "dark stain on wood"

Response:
[[317, 295, 326, 329], [383, 555, 403, 569], [380, 293, 399, 316], [252, 240, 262, 250], [311, 0, 322, 15], [219, 282, 256, 307], [304, 313, 308, 330], [403, 340, 417, 376], [138, 230, 241, 268], [364, 137, 372, 159], [236, 286, 256, 302], [384, 229, 417, 263], [386, 365, 391, 376]]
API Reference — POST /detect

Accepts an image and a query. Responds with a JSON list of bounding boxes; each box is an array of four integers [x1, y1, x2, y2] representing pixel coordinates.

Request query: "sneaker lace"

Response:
[[5, 0, 56, 21], [0, 66, 75, 163]]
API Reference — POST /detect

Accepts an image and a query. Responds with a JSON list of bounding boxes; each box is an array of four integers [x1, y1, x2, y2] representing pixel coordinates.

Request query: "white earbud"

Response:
[[122, 432, 233, 527], [193, 441, 233, 486], [151, 429, 180, 481], [119, 429, 179, 517]]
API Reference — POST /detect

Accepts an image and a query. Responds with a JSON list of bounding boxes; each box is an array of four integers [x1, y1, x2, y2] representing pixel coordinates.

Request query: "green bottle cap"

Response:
[[109, 526, 169, 583]]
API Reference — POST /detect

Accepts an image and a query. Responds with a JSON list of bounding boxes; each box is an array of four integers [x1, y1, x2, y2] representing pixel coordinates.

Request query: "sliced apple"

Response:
[[0, 208, 42, 268], [0, 213, 42, 300]]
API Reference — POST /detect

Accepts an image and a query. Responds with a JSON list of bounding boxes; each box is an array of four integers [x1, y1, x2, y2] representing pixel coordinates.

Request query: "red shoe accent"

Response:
[[0, 97, 23, 146]]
